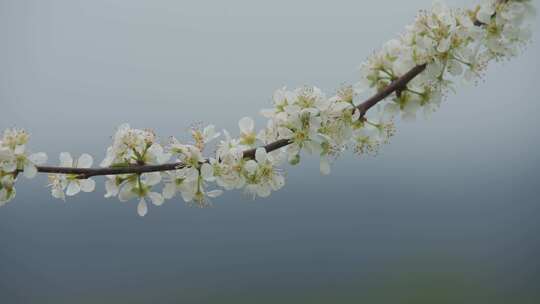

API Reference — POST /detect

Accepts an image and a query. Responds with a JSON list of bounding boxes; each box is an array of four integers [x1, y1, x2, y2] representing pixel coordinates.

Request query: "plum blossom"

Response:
[[191, 124, 220, 151], [116, 172, 164, 217], [243, 148, 285, 198], [0, 174, 16, 206], [47, 153, 96, 200], [238, 117, 257, 147], [0, 128, 47, 205], [177, 163, 223, 207], [100, 123, 170, 168]]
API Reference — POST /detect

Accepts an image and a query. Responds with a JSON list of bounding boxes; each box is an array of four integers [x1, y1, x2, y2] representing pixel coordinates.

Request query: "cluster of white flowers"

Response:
[[0, 0, 534, 216], [164, 125, 223, 208], [0, 128, 47, 205], [351, 0, 534, 146], [477, 0, 535, 57], [99, 124, 171, 216]]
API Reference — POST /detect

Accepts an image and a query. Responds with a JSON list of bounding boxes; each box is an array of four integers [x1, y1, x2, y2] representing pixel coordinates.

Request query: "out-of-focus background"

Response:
[[1, 0, 539, 303]]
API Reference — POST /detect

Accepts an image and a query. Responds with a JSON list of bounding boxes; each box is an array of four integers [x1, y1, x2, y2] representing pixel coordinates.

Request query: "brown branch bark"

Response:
[[36, 163, 186, 179]]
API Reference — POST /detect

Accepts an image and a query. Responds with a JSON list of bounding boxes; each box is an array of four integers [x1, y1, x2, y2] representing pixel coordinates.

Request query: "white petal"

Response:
[[100, 148, 114, 167], [180, 188, 195, 202], [333, 102, 351, 112], [260, 109, 275, 118], [23, 163, 37, 179], [148, 144, 171, 164], [2, 161, 17, 173], [320, 158, 331, 175], [51, 188, 65, 201], [448, 60, 463, 76], [271, 174, 285, 190], [158, 152, 171, 164], [143, 172, 161, 186], [305, 141, 322, 155], [77, 153, 93, 168], [184, 167, 199, 182], [79, 179, 96, 192], [200, 163, 214, 181], [0, 148, 12, 162], [244, 160, 258, 174], [278, 127, 294, 139], [137, 198, 148, 217], [118, 183, 136, 202], [285, 105, 301, 114], [255, 148, 267, 164], [148, 192, 164, 206], [207, 189, 223, 198], [59, 152, 73, 167], [147, 143, 163, 156], [66, 181, 81, 196], [14, 145, 25, 155], [203, 125, 218, 141], [287, 144, 301, 157], [352, 109, 361, 121], [163, 183, 177, 199], [0, 189, 9, 205], [437, 38, 451, 53], [29, 152, 48, 165], [239, 117, 254, 133], [105, 179, 119, 198], [257, 185, 271, 198]]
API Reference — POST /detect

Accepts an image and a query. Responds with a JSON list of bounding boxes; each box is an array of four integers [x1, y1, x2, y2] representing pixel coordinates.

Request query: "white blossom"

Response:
[[239, 117, 257, 147], [47, 153, 96, 200], [191, 124, 220, 151], [0, 128, 47, 205], [243, 148, 285, 199], [116, 172, 164, 217]]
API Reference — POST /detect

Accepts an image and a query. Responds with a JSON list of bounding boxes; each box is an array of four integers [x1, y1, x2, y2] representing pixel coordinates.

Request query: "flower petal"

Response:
[[257, 185, 271, 198], [79, 179, 96, 193], [148, 192, 164, 206], [23, 163, 37, 179], [244, 160, 258, 174], [200, 163, 214, 181], [207, 189, 223, 198], [239, 117, 254, 133], [180, 188, 195, 202], [162, 183, 176, 199], [255, 148, 267, 164], [29, 152, 48, 165], [2, 161, 17, 173], [118, 183, 136, 202], [77, 153, 93, 168], [66, 181, 81, 196], [143, 172, 161, 186], [137, 198, 148, 217], [104, 179, 119, 198], [320, 158, 331, 175], [184, 167, 199, 182], [59, 152, 73, 167], [51, 188, 65, 201]]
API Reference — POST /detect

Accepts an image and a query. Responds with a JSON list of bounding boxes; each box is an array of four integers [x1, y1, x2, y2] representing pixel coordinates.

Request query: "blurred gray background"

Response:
[[1, 0, 539, 303]]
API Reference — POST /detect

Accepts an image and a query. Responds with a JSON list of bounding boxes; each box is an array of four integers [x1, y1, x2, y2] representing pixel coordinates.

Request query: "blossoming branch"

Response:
[[0, 0, 535, 216]]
